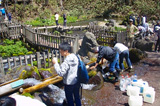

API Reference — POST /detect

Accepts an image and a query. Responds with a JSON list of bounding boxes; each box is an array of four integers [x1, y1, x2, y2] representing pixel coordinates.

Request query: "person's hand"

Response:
[[90, 66, 96, 70], [52, 57, 58, 64]]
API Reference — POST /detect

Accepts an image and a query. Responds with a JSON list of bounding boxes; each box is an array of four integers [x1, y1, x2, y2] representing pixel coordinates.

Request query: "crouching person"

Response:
[[90, 46, 120, 82], [52, 42, 81, 106], [114, 43, 133, 72]]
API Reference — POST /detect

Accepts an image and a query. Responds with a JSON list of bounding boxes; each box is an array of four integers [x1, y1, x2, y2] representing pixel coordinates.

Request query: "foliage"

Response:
[[3, 39, 14, 45], [33, 61, 38, 66], [7, 0, 160, 26], [88, 70, 97, 77], [114, 27, 126, 31], [22, 93, 34, 99], [66, 31, 73, 34], [27, 51, 33, 55]]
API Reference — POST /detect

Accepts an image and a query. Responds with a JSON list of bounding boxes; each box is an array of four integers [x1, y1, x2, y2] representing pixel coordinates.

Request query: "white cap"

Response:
[[129, 19, 133, 22], [96, 47, 99, 52], [155, 26, 160, 31]]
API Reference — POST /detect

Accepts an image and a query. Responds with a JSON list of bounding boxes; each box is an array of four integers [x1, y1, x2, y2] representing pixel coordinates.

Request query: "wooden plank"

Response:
[[0, 78, 19, 87], [21, 76, 63, 94]]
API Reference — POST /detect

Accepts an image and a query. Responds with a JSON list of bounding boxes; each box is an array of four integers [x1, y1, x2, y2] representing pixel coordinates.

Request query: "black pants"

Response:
[[155, 38, 160, 51]]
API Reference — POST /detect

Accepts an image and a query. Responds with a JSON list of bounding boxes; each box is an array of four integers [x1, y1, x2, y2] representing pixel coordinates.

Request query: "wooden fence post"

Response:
[[0, 57, 5, 75], [7, 58, 11, 69], [43, 52, 46, 69], [48, 51, 50, 68], [25, 55, 28, 65], [36, 52, 41, 68], [72, 35, 79, 54], [19, 56, 22, 66], [30, 55, 33, 66]]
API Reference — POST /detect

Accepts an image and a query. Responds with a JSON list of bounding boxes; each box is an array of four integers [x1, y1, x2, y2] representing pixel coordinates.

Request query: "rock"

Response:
[[88, 71, 104, 90], [134, 39, 155, 51], [78, 32, 99, 57], [129, 48, 147, 63]]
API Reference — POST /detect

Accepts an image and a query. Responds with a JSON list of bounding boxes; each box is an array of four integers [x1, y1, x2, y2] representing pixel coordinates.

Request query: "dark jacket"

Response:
[[96, 46, 117, 63]]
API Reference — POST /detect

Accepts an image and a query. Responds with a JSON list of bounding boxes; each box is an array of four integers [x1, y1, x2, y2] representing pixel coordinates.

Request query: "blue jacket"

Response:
[[96, 46, 117, 63]]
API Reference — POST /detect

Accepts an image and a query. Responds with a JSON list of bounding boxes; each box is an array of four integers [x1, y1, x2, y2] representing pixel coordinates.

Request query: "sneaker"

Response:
[[129, 66, 133, 69], [116, 69, 122, 74]]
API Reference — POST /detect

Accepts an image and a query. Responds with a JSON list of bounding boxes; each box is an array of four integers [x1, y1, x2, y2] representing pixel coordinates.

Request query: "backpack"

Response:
[[76, 55, 89, 84]]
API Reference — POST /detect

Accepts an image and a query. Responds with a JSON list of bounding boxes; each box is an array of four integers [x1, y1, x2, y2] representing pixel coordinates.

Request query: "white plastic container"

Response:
[[128, 96, 143, 106], [131, 79, 149, 94], [127, 86, 140, 96], [119, 75, 126, 91], [143, 87, 155, 104]]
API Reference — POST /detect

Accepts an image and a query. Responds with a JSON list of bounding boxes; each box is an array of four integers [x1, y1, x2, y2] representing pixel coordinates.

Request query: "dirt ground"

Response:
[[82, 51, 160, 106]]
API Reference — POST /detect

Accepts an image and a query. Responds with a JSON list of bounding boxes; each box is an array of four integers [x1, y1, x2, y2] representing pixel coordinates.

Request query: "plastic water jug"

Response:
[[127, 86, 140, 96], [143, 87, 155, 104], [128, 96, 143, 106], [131, 79, 149, 94]]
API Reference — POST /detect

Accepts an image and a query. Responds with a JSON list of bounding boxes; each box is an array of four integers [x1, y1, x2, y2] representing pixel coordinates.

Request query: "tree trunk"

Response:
[[45, 0, 49, 6], [60, 0, 63, 10]]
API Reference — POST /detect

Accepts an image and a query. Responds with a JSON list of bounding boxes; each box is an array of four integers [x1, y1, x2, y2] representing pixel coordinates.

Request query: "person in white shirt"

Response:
[[138, 26, 146, 39], [54, 12, 59, 27], [52, 42, 81, 106], [114, 43, 133, 71]]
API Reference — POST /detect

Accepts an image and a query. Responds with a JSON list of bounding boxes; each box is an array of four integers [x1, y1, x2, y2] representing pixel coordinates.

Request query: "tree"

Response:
[[45, 0, 48, 6]]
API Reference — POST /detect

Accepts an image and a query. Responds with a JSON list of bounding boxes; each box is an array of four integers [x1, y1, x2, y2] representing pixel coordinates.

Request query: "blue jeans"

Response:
[[56, 20, 59, 26], [109, 52, 120, 72], [120, 50, 132, 69], [64, 82, 81, 106]]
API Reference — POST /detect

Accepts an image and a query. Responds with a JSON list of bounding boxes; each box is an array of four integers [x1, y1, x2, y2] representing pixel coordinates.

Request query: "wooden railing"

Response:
[[0, 51, 58, 75], [88, 21, 128, 46], [0, 21, 128, 74]]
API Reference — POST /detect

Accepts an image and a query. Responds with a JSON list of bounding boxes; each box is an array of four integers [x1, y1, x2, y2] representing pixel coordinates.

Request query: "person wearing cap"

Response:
[[114, 43, 133, 71], [126, 19, 138, 48], [138, 26, 146, 39], [154, 26, 160, 52], [153, 20, 160, 52], [90, 46, 121, 82]]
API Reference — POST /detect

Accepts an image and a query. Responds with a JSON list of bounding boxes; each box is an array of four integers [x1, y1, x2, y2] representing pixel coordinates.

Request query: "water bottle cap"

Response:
[[133, 79, 137, 82]]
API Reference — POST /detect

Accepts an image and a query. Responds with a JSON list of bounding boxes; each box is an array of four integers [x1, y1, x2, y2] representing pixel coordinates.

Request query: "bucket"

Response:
[[128, 96, 143, 106], [127, 86, 140, 96], [143, 87, 155, 104]]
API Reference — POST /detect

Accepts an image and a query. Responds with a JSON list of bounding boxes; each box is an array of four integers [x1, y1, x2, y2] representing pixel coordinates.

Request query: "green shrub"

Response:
[[27, 51, 33, 55], [33, 61, 38, 66]]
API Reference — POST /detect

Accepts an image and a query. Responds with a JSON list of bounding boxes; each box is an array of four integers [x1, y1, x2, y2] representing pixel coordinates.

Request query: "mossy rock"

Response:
[[88, 70, 97, 77], [39, 68, 54, 79], [129, 48, 147, 63]]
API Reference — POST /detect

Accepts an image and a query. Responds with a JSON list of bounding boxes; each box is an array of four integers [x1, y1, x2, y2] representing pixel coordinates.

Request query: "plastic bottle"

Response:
[[131, 74, 137, 82], [125, 74, 132, 90], [119, 75, 126, 91]]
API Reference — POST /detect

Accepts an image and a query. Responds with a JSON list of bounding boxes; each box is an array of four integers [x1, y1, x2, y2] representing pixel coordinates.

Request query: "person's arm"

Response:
[[52, 58, 69, 77], [90, 50, 103, 69]]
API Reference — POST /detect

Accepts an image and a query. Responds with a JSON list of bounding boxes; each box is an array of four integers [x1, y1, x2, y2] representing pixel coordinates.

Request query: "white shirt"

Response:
[[10, 94, 46, 106], [114, 43, 129, 54], [55, 14, 59, 20], [138, 26, 146, 33], [54, 53, 78, 85]]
